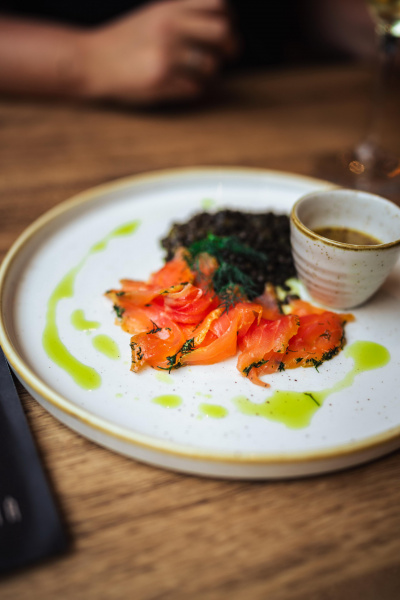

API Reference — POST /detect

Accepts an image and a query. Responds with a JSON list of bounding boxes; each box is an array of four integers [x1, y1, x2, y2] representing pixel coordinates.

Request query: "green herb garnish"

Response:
[[243, 359, 267, 376], [188, 234, 268, 265], [113, 305, 125, 319], [304, 392, 321, 407], [158, 337, 196, 373], [130, 341, 143, 361], [147, 321, 162, 334], [322, 347, 340, 362], [319, 330, 331, 340], [187, 234, 269, 309], [307, 358, 323, 371]]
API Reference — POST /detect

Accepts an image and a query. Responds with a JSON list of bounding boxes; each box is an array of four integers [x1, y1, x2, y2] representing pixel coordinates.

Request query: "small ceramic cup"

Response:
[[290, 188, 400, 309]]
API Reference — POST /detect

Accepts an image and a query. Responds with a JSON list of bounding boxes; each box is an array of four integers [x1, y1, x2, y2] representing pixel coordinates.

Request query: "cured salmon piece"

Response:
[[181, 303, 260, 367], [105, 285, 161, 314], [210, 302, 263, 340], [163, 282, 218, 324], [237, 315, 300, 387], [254, 283, 283, 320], [286, 298, 327, 316], [148, 248, 194, 287], [283, 311, 350, 370], [154, 303, 262, 370], [241, 311, 351, 387], [287, 298, 354, 323], [129, 312, 187, 372]]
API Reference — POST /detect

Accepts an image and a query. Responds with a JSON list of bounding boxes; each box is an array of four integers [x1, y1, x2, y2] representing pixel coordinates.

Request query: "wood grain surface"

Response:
[[1, 64, 400, 600]]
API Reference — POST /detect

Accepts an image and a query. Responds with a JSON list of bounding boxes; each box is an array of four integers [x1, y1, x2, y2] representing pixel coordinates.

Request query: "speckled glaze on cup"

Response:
[[290, 189, 400, 309]]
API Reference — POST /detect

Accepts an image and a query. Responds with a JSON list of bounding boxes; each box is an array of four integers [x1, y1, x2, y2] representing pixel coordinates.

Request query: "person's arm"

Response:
[[0, 0, 237, 105], [0, 16, 88, 98]]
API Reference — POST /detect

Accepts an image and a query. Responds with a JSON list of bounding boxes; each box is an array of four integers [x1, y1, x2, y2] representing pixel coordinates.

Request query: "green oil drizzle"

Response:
[[92, 334, 120, 360], [42, 262, 101, 390], [42, 220, 140, 389], [199, 403, 228, 419], [155, 372, 174, 384], [196, 392, 213, 399], [233, 393, 320, 429], [344, 340, 390, 372], [233, 341, 390, 429], [71, 309, 100, 331], [90, 221, 140, 253], [152, 394, 183, 408]]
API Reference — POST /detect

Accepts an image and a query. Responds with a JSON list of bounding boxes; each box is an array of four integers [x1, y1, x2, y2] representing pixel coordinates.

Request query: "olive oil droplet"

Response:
[[152, 394, 183, 408], [155, 372, 174, 384], [71, 309, 100, 331], [92, 334, 120, 360], [199, 403, 228, 419]]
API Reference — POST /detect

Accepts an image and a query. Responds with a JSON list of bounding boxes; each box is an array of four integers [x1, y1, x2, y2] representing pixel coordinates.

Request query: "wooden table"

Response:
[[1, 64, 400, 600]]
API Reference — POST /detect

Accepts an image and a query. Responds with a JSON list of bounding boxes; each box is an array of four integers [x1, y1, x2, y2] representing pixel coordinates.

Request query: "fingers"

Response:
[[176, 13, 237, 57], [84, 0, 237, 106], [177, 45, 220, 79], [181, 0, 229, 14], [160, 74, 204, 102]]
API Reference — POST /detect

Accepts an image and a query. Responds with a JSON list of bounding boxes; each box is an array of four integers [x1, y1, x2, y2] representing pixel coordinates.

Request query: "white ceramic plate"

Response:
[[1, 168, 399, 479]]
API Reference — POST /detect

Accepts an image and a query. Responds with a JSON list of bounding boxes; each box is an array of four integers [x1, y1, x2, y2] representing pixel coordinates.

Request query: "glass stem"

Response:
[[363, 29, 399, 152]]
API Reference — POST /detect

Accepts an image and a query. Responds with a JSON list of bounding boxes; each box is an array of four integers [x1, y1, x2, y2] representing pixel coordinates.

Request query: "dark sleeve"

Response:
[[0, 0, 148, 26], [229, 0, 299, 67]]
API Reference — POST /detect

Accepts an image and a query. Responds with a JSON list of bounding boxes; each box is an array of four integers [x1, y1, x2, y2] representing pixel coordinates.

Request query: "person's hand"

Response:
[[80, 0, 238, 105]]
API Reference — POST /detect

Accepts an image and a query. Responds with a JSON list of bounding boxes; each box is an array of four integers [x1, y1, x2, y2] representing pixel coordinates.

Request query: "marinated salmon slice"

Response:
[[237, 315, 300, 387], [163, 282, 218, 324], [283, 311, 352, 370], [181, 303, 262, 367], [148, 248, 194, 287], [129, 312, 187, 372]]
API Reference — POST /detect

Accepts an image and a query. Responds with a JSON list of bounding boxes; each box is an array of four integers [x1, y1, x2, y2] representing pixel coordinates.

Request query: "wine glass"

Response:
[[317, 0, 400, 200]]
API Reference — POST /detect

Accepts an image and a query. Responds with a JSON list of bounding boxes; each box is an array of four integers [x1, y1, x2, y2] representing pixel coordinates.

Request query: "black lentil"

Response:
[[161, 209, 297, 296]]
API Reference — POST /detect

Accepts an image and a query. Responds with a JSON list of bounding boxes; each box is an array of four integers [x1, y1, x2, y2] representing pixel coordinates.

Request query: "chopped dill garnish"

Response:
[[278, 361, 285, 372], [147, 321, 162, 334], [319, 330, 331, 340], [158, 361, 185, 373], [304, 392, 320, 407], [115, 291, 126, 297], [307, 358, 323, 371], [179, 337, 196, 355], [158, 337, 196, 373], [113, 305, 125, 319], [186, 234, 269, 308], [243, 359, 267, 376], [306, 345, 341, 371], [322, 347, 340, 361], [212, 263, 257, 311], [188, 233, 268, 265], [130, 341, 143, 361]]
